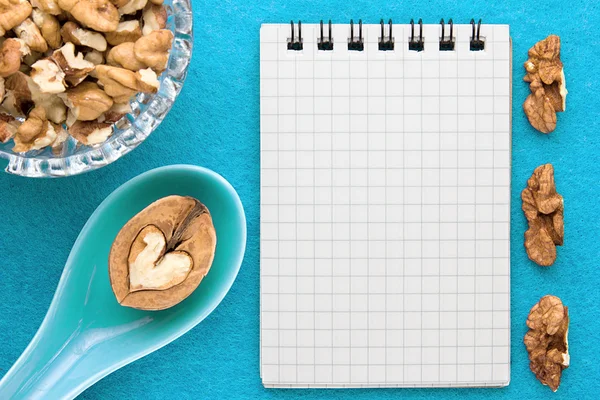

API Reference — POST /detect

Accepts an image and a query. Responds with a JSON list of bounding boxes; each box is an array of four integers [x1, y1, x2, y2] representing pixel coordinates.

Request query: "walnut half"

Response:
[[524, 295, 569, 392], [522, 164, 564, 266], [109, 196, 217, 310], [523, 35, 567, 134]]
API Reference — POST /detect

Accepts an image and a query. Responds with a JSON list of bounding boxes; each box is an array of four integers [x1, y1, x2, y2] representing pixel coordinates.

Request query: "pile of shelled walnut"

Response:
[[0, 0, 171, 152]]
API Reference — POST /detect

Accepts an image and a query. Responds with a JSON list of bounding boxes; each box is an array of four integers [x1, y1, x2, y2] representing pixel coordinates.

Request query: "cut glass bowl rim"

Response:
[[0, 0, 193, 178]]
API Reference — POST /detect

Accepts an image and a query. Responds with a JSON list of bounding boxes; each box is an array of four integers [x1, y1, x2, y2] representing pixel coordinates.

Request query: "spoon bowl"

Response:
[[0, 165, 247, 399]]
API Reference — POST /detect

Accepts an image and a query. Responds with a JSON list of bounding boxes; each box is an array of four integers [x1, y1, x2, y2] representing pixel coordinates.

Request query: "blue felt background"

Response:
[[1, 0, 599, 398]]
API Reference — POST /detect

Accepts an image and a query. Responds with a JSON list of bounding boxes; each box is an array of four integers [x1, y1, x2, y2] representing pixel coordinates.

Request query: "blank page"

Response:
[[260, 22, 511, 388]]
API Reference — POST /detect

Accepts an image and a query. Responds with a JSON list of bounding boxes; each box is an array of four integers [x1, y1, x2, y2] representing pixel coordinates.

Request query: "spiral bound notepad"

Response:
[[260, 19, 511, 388]]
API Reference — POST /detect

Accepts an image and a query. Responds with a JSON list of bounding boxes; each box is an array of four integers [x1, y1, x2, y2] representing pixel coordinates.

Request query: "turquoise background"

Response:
[[1, 0, 599, 398]]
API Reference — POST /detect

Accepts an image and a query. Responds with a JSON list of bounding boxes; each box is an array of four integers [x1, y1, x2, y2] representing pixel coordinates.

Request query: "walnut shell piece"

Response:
[[108, 196, 217, 310], [524, 295, 569, 392], [523, 35, 567, 134], [521, 164, 564, 266]]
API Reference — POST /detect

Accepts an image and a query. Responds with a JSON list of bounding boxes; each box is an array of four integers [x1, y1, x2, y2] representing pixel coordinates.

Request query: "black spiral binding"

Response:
[[409, 18, 424, 51], [348, 19, 364, 51], [439, 18, 454, 51], [286, 20, 485, 52], [379, 19, 394, 51], [318, 20, 333, 51], [287, 20, 303, 51], [470, 19, 485, 51]]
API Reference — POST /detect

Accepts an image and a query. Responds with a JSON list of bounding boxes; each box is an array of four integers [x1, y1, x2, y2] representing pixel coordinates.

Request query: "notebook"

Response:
[[260, 19, 511, 388]]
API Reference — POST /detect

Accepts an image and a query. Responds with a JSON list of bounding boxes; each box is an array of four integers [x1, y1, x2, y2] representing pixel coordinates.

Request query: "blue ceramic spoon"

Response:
[[0, 165, 247, 399]]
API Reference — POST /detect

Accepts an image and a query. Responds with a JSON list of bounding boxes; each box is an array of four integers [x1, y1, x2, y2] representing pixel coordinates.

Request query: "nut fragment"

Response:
[[523, 35, 567, 133], [104, 20, 142, 46], [95, 64, 139, 102], [68, 119, 112, 144], [142, 3, 166, 36], [96, 64, 158, 102], [59, 81, 113, 121], [0, 38, 25, 77], [0, 0, 32, 36], [50, 121, 67, 152], [30, 58, 66, 93], [522, 164, 564, 266], [13, 105, 59, 152], [16, 106, 46, 142], [83, 49, 104, 65], [136, 67, 159, 93], [3, 71, 66, 123], [31, 0, 61, 15], [22, 51, 43, 68], [60, 21, 108, 52], [0, 112, 19, 143], [524, 295, 569, 392], [98, 101, 129, 123], [107, 42, 146, 71], [128, 225, 193, 292], [118, 0, 147, 15], [57, 0, 120, 32], [3, 71, 34, 116], [110, 0, 129, 7], [32, 8, 63, 49], [51, 42, 95, 87], [133, 29, 173, 72], [14, 19, 49, 53], [109, 196, 217, 310]]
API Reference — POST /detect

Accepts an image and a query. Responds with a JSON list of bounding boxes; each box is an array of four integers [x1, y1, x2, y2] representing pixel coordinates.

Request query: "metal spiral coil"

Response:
[[439, 18, 454, 51], [285, 19, 485, 52], [287, 20, 303, 51], [409, 18, 424, 52]]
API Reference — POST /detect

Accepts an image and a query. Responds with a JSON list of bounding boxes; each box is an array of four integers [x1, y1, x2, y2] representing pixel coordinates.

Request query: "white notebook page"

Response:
[[260, 22, 511, 388]]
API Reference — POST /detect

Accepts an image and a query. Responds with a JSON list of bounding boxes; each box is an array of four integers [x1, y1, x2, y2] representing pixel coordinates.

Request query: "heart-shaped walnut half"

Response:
[[109, 196, 216, 310]]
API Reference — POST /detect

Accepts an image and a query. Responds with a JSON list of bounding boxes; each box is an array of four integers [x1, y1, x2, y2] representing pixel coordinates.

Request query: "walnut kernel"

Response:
[[523, 35, 567, 133], [524, 295, 569, 392], [521, 164, 564, 266]]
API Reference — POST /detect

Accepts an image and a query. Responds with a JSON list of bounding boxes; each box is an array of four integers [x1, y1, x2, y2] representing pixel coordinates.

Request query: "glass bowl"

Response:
[[0, 0, 193, 178]]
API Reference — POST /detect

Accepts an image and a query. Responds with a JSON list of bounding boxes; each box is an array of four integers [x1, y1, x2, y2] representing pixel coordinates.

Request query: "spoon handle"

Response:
[[0, 317, 97, 400]]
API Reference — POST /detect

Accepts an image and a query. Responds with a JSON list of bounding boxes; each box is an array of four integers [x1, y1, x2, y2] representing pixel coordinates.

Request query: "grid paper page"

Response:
[[260, 23, 511, 388]]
